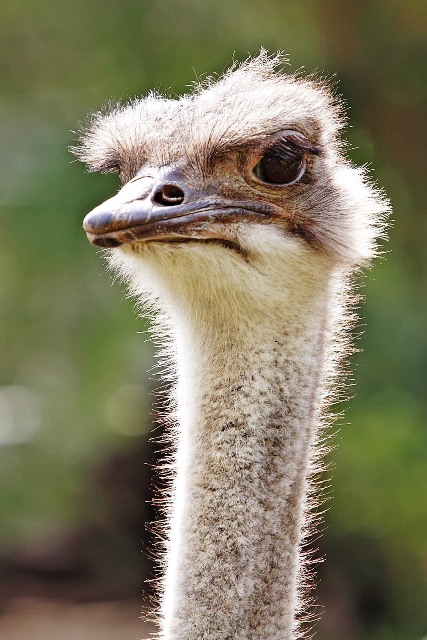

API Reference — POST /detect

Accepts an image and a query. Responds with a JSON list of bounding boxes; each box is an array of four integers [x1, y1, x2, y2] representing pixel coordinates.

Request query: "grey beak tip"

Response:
[[83, 210, 114, 234]]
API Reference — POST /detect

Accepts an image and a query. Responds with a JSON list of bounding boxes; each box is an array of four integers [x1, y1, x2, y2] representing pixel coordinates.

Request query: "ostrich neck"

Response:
[[159, 274, 333, 640]]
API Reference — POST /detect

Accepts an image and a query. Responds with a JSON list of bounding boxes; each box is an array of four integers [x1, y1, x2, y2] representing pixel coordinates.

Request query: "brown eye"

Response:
[[252, 139, 305, 185]]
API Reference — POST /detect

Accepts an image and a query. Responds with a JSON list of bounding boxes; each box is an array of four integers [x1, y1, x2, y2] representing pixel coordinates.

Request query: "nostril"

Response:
[[153, 184, 185, 206]]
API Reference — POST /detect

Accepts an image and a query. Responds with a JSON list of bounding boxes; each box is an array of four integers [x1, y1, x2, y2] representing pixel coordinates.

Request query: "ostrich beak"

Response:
[[83, 172, 223, 248], [83, 170, 276, 248]]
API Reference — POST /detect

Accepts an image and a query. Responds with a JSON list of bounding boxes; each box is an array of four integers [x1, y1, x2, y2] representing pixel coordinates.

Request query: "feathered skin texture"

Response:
[[74, 52, 389, 639]]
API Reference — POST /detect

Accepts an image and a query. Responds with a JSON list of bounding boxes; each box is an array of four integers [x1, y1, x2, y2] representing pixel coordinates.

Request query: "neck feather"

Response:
[[112, 231, 346, 640]]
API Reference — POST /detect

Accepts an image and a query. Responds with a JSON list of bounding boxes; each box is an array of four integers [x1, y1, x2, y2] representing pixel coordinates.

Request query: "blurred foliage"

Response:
[[0, 1, 426, 638]]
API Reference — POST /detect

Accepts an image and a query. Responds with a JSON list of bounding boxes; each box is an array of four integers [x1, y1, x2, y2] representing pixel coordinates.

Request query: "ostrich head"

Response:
[[76, 53, 386, 298]]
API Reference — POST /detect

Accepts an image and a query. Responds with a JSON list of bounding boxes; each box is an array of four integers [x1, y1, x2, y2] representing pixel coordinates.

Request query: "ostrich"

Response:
[[75, 53, 388, 639]]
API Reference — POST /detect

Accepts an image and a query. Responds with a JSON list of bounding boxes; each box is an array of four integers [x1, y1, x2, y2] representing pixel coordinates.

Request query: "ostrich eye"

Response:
[[252, 139, 305, 185]]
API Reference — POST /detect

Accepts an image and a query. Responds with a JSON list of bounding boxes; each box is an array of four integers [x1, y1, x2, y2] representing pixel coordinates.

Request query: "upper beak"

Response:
[[83, 171, 203, 247]]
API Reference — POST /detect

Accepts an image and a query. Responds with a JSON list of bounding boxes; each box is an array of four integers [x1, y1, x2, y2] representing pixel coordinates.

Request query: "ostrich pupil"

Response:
[[253, 145, 304, 185]]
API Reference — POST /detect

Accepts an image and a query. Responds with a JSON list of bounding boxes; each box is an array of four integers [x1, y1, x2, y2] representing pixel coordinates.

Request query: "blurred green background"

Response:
[[0, 1, 426, 638]]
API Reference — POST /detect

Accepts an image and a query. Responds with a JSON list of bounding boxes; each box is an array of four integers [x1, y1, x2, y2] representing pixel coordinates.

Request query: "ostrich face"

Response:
[[83, 127, 323, 255], [76, 54, 386, 269]]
